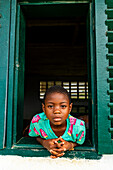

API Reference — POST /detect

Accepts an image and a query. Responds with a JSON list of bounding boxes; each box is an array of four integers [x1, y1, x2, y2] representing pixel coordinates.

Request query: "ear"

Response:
[[69, 103, 73, 113], [42, 103, 45, 113]]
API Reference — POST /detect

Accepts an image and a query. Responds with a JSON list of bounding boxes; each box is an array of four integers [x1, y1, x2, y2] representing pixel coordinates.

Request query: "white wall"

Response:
[[0, 155, 113, 170]]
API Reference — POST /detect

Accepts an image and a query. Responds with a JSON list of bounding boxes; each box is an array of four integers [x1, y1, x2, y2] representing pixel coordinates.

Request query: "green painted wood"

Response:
[[106, 54, 113, 59], [107, 90, 113, 95], [106, 31, 113, 42], [0, 148, 101, 159], [0, 135, 101, 159], [12, 137, 93, 150], [108, 115, 113, 119], [86, 1, 96, 147], [86, 5, 92, 147], [13, 5, 20, 144], [105, 0, 113, 153], [109, 128, 113, 132], [107, 66, 113, 71], [1, 0, 110, 157], [6, 0, 17, 149], [105, 0, 113, 8], [106, 42, 113, 53], [18, 0, 91, 3], [20, 3, 89, 19], [108, 103, 113, 107], [95, 0, 113, 154], [13, 5, 25, 143], [0, 0, 11, 149], [106, 1, 113, 145], [105, 19, 113, 30], [89, 1, 97, 147], [105, 9, 113, 19]]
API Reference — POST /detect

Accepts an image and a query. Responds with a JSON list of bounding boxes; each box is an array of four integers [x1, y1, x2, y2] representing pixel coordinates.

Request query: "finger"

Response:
[[56, 152, 65, 158], [50, 149, 65, 157], [56, 137, 65, 145], [50, 152, 65, 158], [49, 143, 58, 149], [54, 140, 58, 144], [49, 149, 53, 154], [56, 142, 65, 148], [53, 139, 63, 145], [50, 155, 58, 159], [50, 150, 59, 156], [54, 140, 64, 148], [55, 137, 63, 142], [51, 139, 60, 145], [53, 148, 66, 152]]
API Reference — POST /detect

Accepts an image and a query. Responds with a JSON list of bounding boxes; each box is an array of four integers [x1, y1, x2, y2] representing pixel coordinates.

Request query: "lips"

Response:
[[53, 117, 62, 121]]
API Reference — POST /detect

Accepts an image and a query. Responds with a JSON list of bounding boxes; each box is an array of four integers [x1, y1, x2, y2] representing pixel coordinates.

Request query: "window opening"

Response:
[[13, 3, 94, 151], [40, 81, 88, 100]]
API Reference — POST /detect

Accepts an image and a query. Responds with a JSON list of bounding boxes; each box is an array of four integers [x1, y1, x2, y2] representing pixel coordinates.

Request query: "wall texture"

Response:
[[0, 155, 113, 170]]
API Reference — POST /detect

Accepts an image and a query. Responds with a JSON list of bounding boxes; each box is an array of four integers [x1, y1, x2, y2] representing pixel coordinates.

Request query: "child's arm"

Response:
[[36, 136, 57, 150]]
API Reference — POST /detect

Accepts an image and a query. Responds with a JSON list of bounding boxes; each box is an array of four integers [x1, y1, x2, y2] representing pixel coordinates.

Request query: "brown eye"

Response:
[[48, 105, 53, 108], [61, 105, 67, 108]]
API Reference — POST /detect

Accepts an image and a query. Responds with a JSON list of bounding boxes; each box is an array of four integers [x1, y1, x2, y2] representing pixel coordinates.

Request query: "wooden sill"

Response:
[[12, 137, 94, 151]]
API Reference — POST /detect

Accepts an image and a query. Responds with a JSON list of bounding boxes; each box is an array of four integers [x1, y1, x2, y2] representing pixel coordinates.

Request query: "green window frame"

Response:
[[0, 0, 113, 158], [0, 0, 11, 149]]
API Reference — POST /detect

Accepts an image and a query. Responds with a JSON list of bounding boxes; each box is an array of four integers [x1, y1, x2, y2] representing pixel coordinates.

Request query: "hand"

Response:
[[53, 137, 75, 153], [49, 137, 77, 158], [36, 137, 65, 158], [42, 138, 65, 158], [42, 138, 58, 151], [36, 136, 77, 159], [49, 137, 66, 158]]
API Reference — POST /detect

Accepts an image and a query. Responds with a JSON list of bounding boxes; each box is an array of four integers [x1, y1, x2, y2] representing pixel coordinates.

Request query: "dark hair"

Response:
[[43, 85, 71, 104]]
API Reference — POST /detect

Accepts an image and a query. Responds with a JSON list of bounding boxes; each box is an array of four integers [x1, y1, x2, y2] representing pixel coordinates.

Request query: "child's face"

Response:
[[42, 92, 72, 127]]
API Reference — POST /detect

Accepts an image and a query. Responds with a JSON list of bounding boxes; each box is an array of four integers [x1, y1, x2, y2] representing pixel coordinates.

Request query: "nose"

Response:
[[53, 106, 61, 114], [54, 110, 61, 114]]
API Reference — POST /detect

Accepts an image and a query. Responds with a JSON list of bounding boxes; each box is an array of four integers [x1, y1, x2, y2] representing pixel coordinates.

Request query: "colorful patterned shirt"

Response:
[[29, 112, 86, 145]]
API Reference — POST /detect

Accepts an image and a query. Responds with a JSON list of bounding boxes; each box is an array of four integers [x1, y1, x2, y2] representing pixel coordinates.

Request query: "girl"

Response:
[[29, 85, 86, 158]]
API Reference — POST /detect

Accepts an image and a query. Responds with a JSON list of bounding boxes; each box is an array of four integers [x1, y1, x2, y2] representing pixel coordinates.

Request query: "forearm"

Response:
[[36, 137, 57, 151], [36, 137, 45, 146], [73, 142, 79, 147], [69, 142, 79, 150]]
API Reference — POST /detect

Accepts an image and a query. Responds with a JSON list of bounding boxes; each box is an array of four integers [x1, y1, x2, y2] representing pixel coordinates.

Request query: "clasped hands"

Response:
[[43, 136, 75, 159]]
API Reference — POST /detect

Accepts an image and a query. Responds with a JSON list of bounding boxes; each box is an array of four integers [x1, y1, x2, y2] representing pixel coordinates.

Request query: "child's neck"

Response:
[[50, 121, 67, 137]]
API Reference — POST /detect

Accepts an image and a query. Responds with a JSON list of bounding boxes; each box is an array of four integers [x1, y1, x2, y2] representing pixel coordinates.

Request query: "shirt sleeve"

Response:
[[28, 115, 40, 137], [76, 120, 86, 145]]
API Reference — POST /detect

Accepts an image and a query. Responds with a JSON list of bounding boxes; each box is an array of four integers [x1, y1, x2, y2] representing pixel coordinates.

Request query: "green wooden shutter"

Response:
[[95, 0, 113, 154], [105, 0, 113, 153], [5, 0, 17, 149], [0, 0, 11, 149], [13, 6, 26, 143]]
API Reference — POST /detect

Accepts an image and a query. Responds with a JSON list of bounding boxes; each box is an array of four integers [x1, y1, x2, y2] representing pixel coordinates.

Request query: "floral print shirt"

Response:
[[29, 112, 86, 145]]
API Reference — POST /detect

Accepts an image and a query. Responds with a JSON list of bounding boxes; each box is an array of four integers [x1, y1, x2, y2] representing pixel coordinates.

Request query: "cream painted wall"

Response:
[[0, 155, 113, 170]]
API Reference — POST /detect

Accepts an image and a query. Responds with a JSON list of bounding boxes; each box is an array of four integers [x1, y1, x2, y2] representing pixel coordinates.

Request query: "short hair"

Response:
[[43, 85, 71, 104]]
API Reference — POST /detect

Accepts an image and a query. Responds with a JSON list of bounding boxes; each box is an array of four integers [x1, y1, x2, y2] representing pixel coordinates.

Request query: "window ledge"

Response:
[[9, 137, 102, 159]]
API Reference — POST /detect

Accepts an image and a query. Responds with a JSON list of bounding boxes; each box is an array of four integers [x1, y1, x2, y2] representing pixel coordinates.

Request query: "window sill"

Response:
[[5, 137, 101, 159], [13, 137, 92, 149]]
